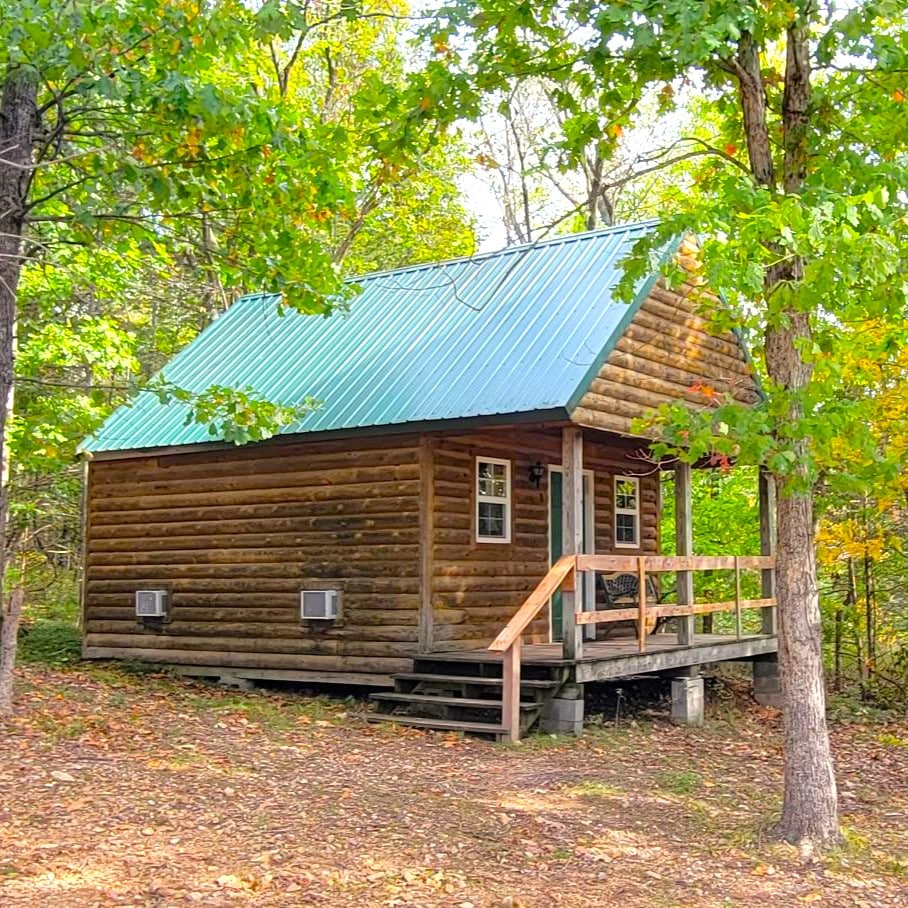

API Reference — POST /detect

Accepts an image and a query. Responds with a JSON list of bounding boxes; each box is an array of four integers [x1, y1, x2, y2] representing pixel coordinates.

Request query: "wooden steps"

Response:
[[365, 714, 507, 737], [372, 692, 538, 710], [393, 672, 557, 689], [367, 656, 566, 740]]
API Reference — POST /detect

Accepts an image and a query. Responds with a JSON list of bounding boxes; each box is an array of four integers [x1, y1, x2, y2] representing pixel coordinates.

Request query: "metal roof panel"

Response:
[[83, 221, 660, 453]]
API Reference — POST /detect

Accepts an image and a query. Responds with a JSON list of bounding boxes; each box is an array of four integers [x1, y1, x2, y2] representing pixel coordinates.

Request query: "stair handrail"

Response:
[[488, 554, 577, 654], [487, 554, 577, 743]]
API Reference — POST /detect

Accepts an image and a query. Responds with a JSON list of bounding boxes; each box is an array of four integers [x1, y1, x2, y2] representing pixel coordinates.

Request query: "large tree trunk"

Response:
[[0, 65, 38, 714], [736, 21, 839, 846], [0, 588, 25, 716], [770, 479, 839, 844]]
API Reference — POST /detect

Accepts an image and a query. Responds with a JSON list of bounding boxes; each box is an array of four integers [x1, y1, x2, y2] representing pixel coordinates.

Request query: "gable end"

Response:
[[570, 261, 760, 436]]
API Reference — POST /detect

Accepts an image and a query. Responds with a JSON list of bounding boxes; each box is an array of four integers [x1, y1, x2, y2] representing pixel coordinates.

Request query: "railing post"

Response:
[[561, 426, 584, 661], [734, 555, 743, 639], [759, 468, 777, 636], [502, 637, 522, 742], [674, 462, 695, 644], [637, 556, 647, 653]]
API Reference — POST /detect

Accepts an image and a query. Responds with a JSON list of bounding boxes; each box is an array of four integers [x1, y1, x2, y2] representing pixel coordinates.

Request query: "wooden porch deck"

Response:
[[432, 633, 778, 683]]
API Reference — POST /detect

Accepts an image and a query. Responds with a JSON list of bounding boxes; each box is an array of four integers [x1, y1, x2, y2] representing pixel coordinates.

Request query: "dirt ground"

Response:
[[1, 665, 906, 908]]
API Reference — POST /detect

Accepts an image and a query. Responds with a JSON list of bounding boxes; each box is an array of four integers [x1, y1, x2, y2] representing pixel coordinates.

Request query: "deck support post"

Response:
[[561, 426, 584, 661], [758, 468, 777, 636], [674, 461, 695, 645], [670, 675, 704, 726], [753, 654, 782, 708], [541, 683, 585, 735]]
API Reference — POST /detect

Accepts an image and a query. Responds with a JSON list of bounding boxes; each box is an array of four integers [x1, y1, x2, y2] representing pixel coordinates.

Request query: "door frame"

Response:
[[547, 465, 595, 642]]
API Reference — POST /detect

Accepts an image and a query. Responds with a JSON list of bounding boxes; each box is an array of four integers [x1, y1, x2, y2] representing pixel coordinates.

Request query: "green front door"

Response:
[[549, 469, 590, 642], [550, 469, 564, 640]]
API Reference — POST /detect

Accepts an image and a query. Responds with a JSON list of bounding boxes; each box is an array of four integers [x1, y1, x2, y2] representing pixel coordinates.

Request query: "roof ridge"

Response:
[[232, 220, 662, 306], [350, 219, 660, 285]]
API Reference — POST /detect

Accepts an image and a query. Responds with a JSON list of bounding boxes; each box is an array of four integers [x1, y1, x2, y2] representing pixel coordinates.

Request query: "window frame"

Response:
[[613, 475, 641, 549], [475, 456, 512, 544]]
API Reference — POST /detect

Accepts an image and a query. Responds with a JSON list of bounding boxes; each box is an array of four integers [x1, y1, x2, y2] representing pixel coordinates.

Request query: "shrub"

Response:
[[17, 620, 82, 667]]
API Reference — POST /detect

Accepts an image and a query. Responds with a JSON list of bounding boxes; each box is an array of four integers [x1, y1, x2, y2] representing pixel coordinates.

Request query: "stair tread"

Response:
[[396, 672, 556, 688], [373, 692, 538, 710], [366, 714, 506, 734]]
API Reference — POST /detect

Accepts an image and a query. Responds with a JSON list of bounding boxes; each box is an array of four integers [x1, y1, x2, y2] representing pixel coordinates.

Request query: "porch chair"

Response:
[[593, 571, 670, 640]]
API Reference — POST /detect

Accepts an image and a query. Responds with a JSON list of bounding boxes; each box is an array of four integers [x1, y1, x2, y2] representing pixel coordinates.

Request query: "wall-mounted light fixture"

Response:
[[528, 461, 545, 488]]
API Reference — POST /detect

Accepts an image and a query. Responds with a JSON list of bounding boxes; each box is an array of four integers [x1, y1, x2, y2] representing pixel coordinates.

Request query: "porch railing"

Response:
[[488, 553, 777, 742]]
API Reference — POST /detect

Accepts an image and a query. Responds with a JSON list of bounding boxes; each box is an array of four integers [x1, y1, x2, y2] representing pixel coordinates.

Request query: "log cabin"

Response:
[[80, 221, 780, 740]]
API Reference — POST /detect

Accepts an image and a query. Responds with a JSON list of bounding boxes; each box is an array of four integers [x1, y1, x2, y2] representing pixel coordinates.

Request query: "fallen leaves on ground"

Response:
[[0, 665, 906, 907]]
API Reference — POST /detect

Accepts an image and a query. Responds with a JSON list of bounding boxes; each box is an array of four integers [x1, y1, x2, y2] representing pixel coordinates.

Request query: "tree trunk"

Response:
[[833, 569, 844, 694], [0, 588, 25, 715], [770, 485, 839, 845], [836, 560, 857, 693], [0, 65, 38, 714], [735, 20, 839, 846], [848, 556, 866, 684], [863, 551, 875, 673]]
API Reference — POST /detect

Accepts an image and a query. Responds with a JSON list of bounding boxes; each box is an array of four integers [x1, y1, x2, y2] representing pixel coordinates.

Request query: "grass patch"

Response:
[[188, 690, 351, 738], [564, 779, 624, 799], [657, 769, 701, 795], [823, 820, 908, 879], [35, 714, 89, 740], [17, 621, 82, 667]]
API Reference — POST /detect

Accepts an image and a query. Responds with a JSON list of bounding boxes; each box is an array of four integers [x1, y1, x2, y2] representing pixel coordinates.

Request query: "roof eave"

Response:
[[85, 407, 574, 461]]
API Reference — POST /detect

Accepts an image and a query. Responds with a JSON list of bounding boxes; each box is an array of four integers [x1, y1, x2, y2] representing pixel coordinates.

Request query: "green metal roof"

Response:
[[83, 221, 663, 453]]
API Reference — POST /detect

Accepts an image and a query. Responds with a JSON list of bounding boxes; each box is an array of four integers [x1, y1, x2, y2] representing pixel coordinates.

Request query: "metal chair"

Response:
[[594, 571, 665, 639]]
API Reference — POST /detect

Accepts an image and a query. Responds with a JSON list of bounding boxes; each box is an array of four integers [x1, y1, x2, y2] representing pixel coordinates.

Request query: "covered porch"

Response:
[[372, 423, 779, 741], [482, 425, 779, 740]]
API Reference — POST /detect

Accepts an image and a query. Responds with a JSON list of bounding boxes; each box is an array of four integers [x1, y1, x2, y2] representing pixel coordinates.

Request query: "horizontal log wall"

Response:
[[83, 436, 423, 677], [428, 428, 659, 652], [572, 272, 760, 436]]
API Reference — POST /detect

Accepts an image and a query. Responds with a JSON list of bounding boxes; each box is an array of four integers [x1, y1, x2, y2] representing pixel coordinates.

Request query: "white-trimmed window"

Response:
[[476, 457, 511, 543], [614, 476, 640, 548]]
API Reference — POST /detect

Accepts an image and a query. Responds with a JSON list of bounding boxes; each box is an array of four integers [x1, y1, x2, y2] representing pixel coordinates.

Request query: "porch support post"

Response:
[[674, 461, 695, 645], [759, 468, 777, 636], [561, 426, 584, 661]]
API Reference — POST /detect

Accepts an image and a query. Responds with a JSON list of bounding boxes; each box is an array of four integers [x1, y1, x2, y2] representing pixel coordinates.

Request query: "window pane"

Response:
[[478, 501, 506, 538], [616, 513, 637, 544], [478, 461, 507, 499], [616, 479, 637, 510]]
